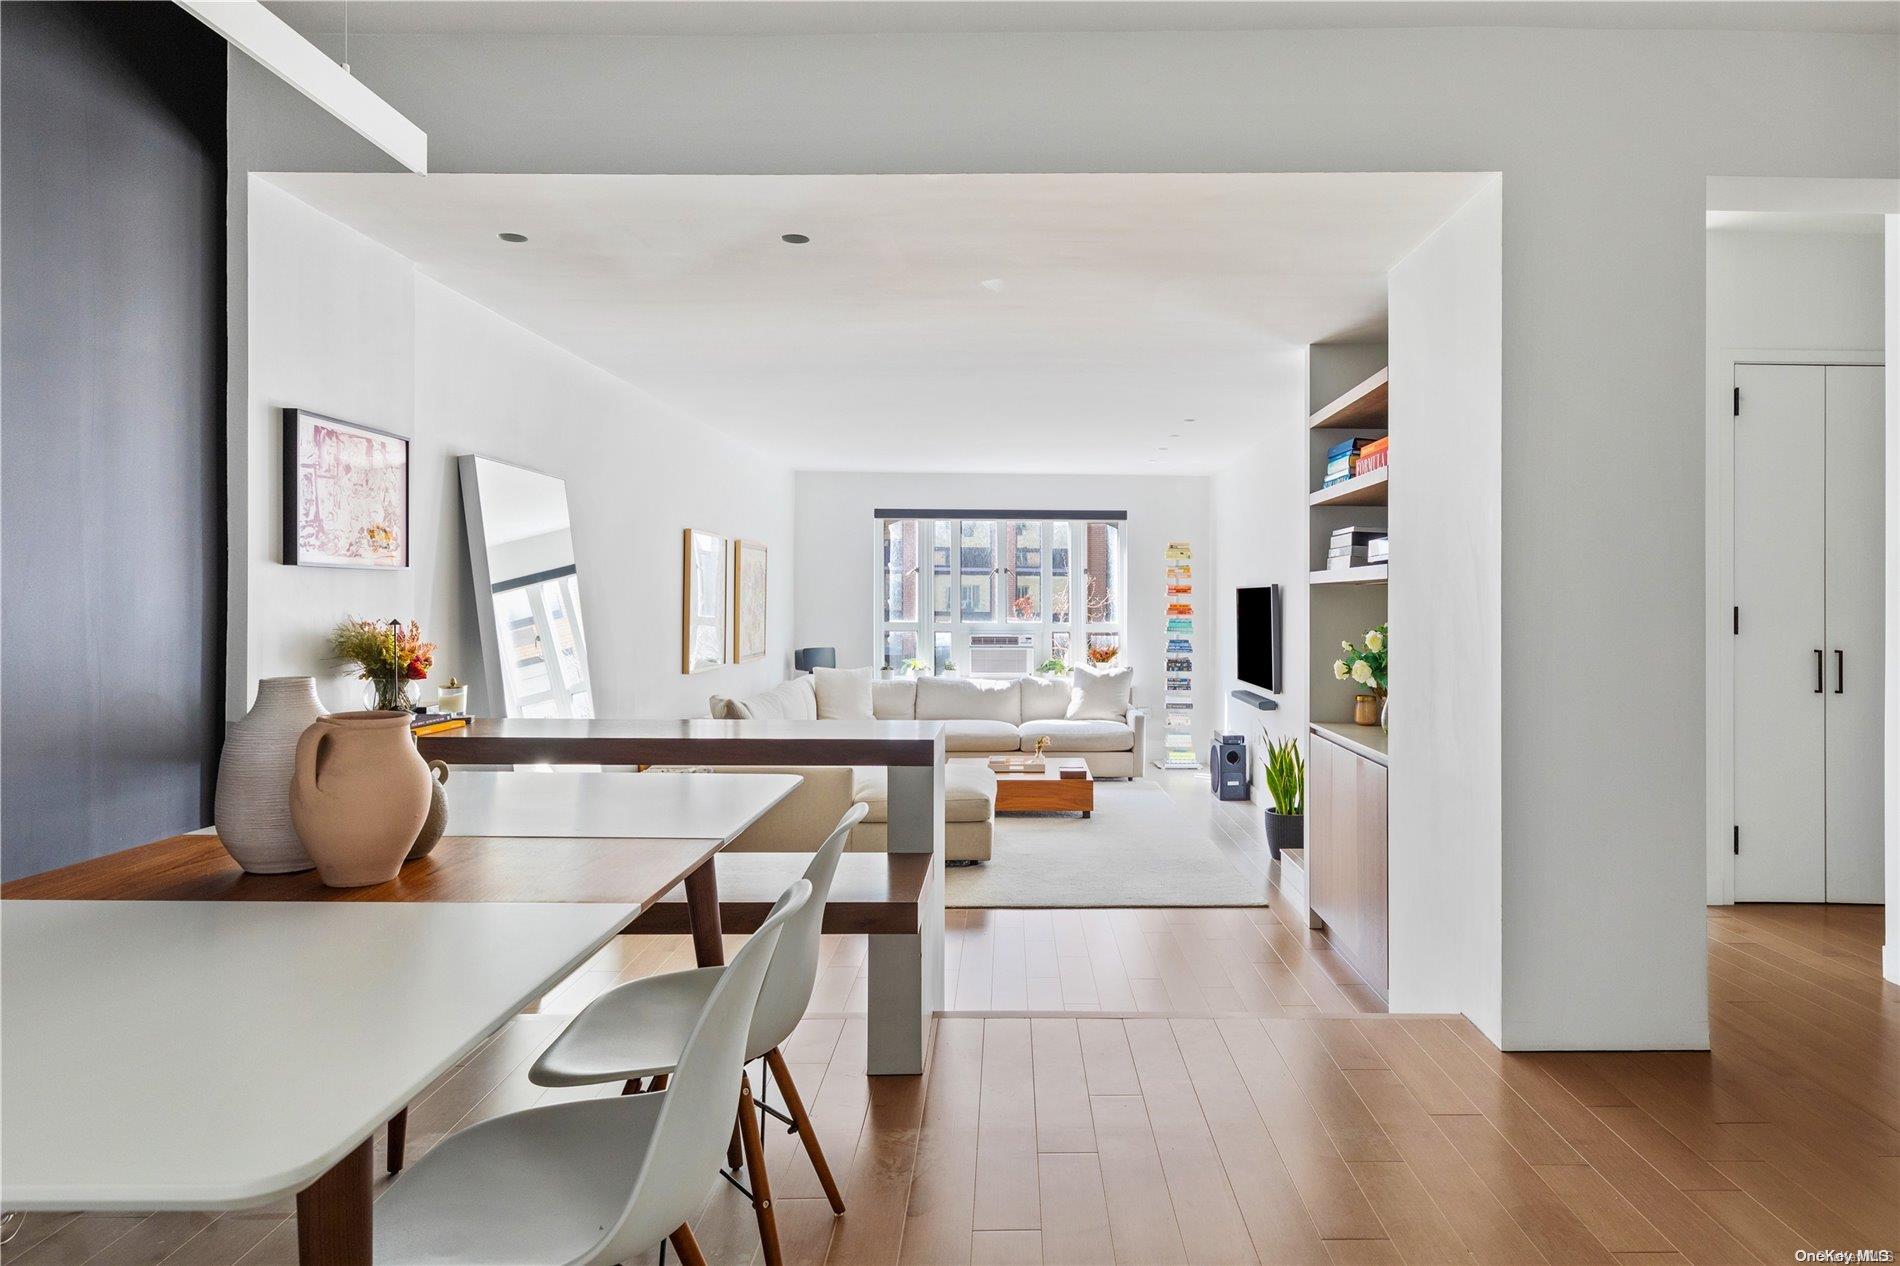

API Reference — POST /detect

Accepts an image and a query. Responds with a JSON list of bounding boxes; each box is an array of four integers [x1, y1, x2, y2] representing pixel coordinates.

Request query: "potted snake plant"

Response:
[[1262, 736, 1304, 859]]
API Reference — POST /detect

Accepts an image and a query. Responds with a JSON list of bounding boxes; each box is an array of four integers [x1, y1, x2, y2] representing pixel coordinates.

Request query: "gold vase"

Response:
[[1353, 694, 1380, 727]]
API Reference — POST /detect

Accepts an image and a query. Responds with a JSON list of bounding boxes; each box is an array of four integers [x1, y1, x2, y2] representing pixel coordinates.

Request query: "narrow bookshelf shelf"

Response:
[[1311, 564, 1388, 586], [1308, 367, 1389, 431], [1309, 467, 1388, 507]]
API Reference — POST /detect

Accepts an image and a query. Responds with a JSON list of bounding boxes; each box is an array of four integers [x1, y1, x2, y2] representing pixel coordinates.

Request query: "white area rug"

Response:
[[946, 779, 1267, 908]]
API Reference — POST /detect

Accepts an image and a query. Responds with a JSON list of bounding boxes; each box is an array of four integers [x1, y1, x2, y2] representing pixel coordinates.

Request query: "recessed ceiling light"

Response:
[[498, 232, 528, 243], [781, 233, 810, 244]]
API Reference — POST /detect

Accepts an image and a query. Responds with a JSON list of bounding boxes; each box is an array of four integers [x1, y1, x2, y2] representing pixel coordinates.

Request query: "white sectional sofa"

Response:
[[710, 670, 1147, 779], [869, 675, 1147, 779]]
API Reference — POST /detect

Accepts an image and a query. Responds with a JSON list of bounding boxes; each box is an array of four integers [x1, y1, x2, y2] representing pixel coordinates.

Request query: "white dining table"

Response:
[[1, 899, 638, 1257], [0, 771, 808, 1264], [443, 770, 798, 842]]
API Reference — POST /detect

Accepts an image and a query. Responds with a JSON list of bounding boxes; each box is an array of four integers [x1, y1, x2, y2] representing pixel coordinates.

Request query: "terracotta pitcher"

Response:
[[290, 711, 432, 888]]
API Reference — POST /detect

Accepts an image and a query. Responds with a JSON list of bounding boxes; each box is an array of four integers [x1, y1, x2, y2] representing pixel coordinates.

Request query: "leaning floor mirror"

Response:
[[459, 455, 595, 717]]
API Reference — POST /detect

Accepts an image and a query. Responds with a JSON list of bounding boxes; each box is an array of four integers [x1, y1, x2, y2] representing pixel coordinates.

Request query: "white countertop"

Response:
[[1311, 722, 1390, 765], [444, 770, 801, 842], [1, 899, 637, 1210]]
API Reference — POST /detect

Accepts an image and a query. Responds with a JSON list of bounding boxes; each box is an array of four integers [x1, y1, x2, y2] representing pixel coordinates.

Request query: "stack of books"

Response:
[[1366, 536, 1390, 564], [1356, 436, 1389, 475], [1324, 437, 1373, 486], [1057, 761, 1089, 780], [1328, 527, 1381, 570], [410, 712, 469, 737]]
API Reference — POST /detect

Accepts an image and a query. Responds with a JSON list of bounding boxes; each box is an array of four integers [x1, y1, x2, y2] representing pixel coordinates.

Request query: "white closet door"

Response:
[[1733, 363, 1827, 902], [1824, 364, 1886, 903]]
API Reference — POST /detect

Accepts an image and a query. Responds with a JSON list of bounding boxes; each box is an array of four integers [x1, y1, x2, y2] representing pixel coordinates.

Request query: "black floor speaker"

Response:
[[1210, 734, 1250, 801]]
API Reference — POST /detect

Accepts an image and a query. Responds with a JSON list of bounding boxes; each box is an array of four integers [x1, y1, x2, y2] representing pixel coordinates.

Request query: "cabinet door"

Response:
[[1307, 735, 1338, 933], [1354, 755, 1390, 995], [1733, 363, 1827, 901], [1824, 364, 1886, 902]]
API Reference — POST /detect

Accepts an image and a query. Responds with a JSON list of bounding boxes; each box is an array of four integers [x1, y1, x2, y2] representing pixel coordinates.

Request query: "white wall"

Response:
[[1888, 216, 1899, 985], [1385, 183, 1507, 1037], [242, 179, 796, 718], [1211, 354, 1309, 781], [1707, 230, 1886, 351], [1704, 226, 1889, 906], [228, 22, 1898, 1048], [794, 470, 1214, 760]]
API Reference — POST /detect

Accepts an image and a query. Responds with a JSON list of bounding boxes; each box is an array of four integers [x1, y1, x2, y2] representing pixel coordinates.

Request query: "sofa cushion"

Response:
[[915, 675, 1021, 723], [1020, 718, 1135, 753], [1065, 664, 1133, 720], [871, 678, 917, 720], [812, 666, 874, 719], [709, 676, 817, 721], [941, 719, 1024, 752], [854, 762, 995, 824], [1018, 674, 1071, 722]]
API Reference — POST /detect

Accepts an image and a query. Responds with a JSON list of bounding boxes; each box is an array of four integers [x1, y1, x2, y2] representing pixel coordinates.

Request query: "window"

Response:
[[877, 514, 1125, 677], [883, 519, 919, 623], [959, 521, 996, 620]]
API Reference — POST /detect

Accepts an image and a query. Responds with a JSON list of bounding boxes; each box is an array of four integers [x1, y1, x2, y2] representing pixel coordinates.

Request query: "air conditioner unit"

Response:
[[968, 633, 1034, 677]]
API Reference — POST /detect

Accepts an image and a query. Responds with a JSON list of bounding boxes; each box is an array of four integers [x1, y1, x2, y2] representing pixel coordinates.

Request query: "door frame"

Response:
[[1705, 347, 1883, 904]]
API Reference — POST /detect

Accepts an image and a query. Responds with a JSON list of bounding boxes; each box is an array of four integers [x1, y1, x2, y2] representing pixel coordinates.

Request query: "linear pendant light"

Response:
[[176, 0, 428, 174]]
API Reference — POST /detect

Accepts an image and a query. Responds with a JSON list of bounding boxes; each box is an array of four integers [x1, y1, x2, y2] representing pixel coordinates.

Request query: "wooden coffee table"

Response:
[[992, 760, 1095, 817]]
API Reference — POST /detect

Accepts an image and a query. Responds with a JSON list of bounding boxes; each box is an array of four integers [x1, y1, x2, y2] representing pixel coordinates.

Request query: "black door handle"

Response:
[[1835, 649, 1844, 694], [1815, 649, 1824, 693]]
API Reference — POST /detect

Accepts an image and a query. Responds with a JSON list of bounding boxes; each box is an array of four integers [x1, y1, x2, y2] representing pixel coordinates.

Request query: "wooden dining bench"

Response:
[[624, 851, 932, 938]]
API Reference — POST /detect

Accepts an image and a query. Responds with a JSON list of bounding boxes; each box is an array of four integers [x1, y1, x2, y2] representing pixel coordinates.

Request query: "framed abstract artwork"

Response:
[[281, 408, 410, 569], [682, 528, 728, 674], [732, 539, 768, 662]]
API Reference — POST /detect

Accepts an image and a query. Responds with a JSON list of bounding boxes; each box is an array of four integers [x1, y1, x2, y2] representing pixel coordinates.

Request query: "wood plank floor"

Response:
[[13, 899, 1892, 1266]]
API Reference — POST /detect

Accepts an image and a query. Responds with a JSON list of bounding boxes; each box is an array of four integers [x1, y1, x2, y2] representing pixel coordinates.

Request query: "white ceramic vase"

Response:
[[215, 676, 325, 873]]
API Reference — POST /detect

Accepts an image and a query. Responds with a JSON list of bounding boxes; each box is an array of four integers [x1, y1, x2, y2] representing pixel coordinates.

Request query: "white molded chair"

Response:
[[372, 880, 812, 1266], [528, 803, 871, 1266]]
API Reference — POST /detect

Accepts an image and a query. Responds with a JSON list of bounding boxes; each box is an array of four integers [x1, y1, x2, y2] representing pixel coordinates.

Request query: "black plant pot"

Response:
[[1263, 809, 1304, 860]]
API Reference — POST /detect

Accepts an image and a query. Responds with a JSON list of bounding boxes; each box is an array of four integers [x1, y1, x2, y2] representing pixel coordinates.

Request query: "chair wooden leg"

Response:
[[386, 1107, 407, 1175], [621, 1077, 644, 1095], [728, 1120, 744, 1172], [668, 1224, 709, 1266], [736, 1075, 782, 1266], [765, 1048, 845, 1215]]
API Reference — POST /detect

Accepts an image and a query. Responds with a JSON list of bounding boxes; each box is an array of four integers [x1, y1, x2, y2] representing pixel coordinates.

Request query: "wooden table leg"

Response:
[[683, 858, 725, 968], [297, 1135, 372, 1266]]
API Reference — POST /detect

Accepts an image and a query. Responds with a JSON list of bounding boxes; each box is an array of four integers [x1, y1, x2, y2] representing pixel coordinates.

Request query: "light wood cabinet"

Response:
[[1307, 725, 1388, 997]]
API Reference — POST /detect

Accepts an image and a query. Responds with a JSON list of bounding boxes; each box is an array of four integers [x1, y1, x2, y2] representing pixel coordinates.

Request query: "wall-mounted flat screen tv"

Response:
[[1236, 584, 1281, 693]]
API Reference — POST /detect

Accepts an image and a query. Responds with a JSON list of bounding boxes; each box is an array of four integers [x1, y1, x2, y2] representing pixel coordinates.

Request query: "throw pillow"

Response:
[[812, 665, 875, 719], [1066, 664, 1134, 720]]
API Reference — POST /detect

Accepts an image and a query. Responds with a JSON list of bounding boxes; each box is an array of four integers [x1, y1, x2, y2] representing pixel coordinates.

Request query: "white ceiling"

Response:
[[264, 172, 1491, 472], [266, 1, 1900, 38]]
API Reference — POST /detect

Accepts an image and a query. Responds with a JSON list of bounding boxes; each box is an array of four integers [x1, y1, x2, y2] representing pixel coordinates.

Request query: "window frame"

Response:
[[874, 514, 1126, 676]]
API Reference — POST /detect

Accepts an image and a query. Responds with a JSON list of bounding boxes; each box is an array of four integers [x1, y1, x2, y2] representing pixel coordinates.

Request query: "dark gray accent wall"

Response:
[[2, 3, 227, 880]]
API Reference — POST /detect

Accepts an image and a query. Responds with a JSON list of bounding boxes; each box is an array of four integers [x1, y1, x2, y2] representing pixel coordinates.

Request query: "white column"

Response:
[[868, 735, 945, 1074]]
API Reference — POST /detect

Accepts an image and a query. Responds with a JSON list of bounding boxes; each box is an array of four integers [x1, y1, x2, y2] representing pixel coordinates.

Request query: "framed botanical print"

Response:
[[732, 539, 768, 663], [281, 408, 410, 569], [682, 528, 728, 674]]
